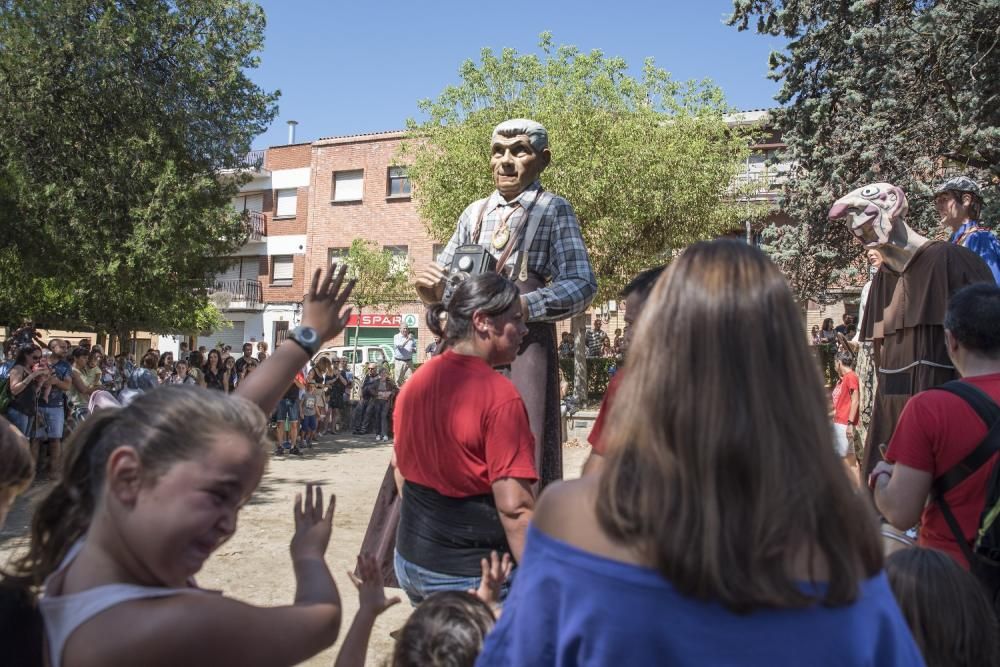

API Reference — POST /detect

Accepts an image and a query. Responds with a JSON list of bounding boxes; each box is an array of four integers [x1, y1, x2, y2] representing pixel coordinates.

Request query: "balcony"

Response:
[[220, 149, 268, 175], [727, 170, 790, 202], [208, 278, 264, 311], [243, 209, 267, 241]]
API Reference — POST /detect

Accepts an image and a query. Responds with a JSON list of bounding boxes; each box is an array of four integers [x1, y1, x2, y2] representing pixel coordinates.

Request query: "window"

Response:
[[275, 189, 297, 218], [432, 243, 446, 263], [328, 247, 349, 268], [387, 166, 411, 198], [332, 170, 364, 202], [385, 245, 409, 276], [271, 255, 294, 285]]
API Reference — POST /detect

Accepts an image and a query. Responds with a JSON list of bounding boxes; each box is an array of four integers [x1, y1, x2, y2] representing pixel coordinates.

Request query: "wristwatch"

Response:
[[287, 326, 320, 357]]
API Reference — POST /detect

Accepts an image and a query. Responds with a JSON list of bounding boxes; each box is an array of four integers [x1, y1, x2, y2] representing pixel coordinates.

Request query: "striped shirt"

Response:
[[437, 181, 597, 322]]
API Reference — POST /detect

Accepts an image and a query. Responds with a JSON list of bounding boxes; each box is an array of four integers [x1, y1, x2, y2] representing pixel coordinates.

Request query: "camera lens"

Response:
[[458, 256, 473, 271]]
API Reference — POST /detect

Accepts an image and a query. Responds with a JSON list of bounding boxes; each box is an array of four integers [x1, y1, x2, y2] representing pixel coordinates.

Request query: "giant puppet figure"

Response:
[[828, 182, 995, 482], [357, 119, 596, 586], [415, 118, 597, 486]]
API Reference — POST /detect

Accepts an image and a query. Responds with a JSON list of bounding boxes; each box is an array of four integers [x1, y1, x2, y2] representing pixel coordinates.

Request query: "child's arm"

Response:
[[334, 553, 401, 667], [237, 264, 353, 415]]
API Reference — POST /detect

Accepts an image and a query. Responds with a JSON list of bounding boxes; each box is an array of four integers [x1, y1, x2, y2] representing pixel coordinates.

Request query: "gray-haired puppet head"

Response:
[[492, 119, 549, 152]]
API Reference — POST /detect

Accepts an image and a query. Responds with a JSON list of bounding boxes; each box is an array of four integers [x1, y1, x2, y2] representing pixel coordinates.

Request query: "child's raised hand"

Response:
[[469, 550, 512, 605], [348, 553, 401, 616], [290, 483, 336, 562], [301, 263, 355, 344]]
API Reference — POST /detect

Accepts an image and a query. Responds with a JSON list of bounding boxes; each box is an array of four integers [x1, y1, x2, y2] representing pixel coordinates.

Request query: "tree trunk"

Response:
[[571, 313, 588, 405]]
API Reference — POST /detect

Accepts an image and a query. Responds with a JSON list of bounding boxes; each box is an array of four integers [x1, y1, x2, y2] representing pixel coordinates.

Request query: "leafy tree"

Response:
[[338, 239, 411, 367], [729, 0, 1000, 298], [402, 33, 758, 300], [0, 0, 278, 341]]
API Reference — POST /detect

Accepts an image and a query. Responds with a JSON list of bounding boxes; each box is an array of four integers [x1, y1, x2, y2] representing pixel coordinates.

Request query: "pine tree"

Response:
[[729, 0, 1000, 297]]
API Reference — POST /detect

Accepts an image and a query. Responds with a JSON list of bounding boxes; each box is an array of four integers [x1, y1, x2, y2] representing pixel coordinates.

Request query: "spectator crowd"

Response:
[[0, 174, 999, 667]]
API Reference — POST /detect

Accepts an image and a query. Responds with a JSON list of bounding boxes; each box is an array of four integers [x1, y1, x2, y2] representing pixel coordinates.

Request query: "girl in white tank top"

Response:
[[8, 386, 342, 667]]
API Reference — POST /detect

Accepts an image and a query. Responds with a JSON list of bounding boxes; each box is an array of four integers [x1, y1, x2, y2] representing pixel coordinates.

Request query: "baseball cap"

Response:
[[935, 176, 982, 198]]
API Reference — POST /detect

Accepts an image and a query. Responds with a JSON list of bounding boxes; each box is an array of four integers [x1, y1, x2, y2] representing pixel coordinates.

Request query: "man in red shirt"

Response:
[[832, 351, 861, 475], [582, 265, 665, 476], [873, 283, 1000, 566]]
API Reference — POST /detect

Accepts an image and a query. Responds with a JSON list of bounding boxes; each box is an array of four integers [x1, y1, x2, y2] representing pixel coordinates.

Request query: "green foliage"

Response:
[[559, 356, 618, 402], [340, 239, 412, 311], [729, 0, 1000, 298], [402, 33, 757, 299], [0, 0, 278, 335]]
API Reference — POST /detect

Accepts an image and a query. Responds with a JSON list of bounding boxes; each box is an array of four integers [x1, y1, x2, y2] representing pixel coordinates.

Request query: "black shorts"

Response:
[[329, 392, 344, 409]]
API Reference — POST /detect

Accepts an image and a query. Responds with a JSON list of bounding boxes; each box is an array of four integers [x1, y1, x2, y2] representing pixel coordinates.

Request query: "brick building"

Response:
[[304, 131, 433, 355], [201, 138, 313, 350]]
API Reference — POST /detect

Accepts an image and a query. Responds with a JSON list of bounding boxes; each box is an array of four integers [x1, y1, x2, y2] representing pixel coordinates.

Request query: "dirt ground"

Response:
[[0, 432, 592, 667]]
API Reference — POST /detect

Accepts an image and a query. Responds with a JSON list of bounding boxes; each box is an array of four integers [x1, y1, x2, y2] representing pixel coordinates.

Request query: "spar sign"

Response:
[[346, 313, 419, 328]]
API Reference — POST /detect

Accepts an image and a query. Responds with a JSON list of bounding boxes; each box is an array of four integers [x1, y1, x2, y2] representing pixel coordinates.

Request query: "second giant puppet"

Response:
[[416, 118, 597, 486], [829, 182, 994, 482]]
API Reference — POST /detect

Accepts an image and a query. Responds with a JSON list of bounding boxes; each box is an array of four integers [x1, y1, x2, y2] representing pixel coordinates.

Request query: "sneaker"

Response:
[[291, 447, 303, 456], [273, 445, 284, 456], [282, 440, 292, 451]]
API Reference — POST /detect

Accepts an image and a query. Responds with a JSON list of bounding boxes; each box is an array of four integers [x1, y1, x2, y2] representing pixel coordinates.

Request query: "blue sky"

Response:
[[249, 0, 784, 148]]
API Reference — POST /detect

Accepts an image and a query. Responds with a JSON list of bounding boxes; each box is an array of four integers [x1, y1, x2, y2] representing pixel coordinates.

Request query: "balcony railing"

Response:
[[243, 209, 267, 241], [209, 278, 262, 308], [727, 170, 790, 200], [223, 150, 266, 172]]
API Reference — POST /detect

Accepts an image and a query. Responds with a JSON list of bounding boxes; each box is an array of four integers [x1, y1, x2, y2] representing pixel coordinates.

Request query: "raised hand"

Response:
[[469, 550, 513, 605], [348, 553, 401, 617], [290, 483, 336, 562], [301, 263, 355, 343]]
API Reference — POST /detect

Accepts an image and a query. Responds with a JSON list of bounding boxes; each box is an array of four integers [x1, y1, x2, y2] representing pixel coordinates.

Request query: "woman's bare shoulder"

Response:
[[534, 476, 600, 542], [533, 475, 643, 566]]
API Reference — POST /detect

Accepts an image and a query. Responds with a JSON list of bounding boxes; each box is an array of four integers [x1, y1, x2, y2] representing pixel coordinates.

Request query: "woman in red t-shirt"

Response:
[[392, 272, 537, 604], [832, 351, 861, 473]]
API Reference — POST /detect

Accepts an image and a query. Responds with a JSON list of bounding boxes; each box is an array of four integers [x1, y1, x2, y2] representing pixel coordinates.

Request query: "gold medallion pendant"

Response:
[[492, 224, 510, 250]]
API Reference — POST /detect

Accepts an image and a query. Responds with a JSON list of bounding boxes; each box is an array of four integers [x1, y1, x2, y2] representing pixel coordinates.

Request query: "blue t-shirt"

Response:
[[951, 221, 1000, 285], [39, 360, 72, 408], [477, 526, 923, 667], [0, 360, 14, 383]]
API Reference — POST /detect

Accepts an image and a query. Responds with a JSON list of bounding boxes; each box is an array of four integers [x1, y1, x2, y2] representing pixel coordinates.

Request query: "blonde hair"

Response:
[[10, 386, 269, 587], [596, 240, 882, 611]]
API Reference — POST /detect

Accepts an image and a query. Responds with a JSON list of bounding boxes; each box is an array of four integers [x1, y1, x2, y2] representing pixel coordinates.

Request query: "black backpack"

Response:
[[931, 380, 1000, 614]]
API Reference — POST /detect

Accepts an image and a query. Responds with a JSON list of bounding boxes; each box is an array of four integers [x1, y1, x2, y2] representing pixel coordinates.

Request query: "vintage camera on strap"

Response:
[[442, 244, 497, 306]]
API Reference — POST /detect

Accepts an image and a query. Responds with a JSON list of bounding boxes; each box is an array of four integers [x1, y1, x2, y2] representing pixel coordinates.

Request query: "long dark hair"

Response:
[[425, 273, 520, 351], [13, 345, 40, 368], [596, 240, 882, 612], [6, 386, 268, 589]]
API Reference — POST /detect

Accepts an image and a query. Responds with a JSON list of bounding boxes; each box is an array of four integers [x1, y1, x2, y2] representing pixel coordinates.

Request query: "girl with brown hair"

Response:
[[477, 240, 921, 665]]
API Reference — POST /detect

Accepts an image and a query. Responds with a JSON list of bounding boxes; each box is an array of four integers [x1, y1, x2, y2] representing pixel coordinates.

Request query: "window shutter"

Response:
[[273, 255, 294, 281], [276, 189, 297, 217], [334, 170, 364, 201]]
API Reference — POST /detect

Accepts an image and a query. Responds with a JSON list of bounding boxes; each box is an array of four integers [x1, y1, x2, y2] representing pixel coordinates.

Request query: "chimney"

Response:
[[287, 120, 299, 145]]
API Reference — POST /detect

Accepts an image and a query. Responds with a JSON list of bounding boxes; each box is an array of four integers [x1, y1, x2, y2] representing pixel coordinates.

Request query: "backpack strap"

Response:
[[931, 381, 1000, 566], [931, 381, 1000, 497]]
